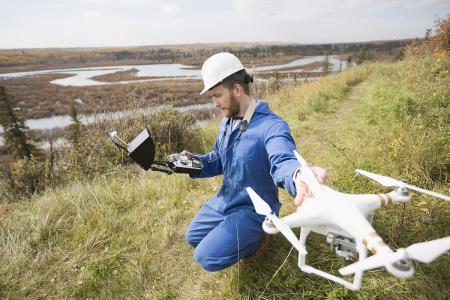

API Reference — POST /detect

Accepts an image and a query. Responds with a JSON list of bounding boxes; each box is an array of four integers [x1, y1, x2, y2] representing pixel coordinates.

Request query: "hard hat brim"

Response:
[[200, 86, 210, 95]]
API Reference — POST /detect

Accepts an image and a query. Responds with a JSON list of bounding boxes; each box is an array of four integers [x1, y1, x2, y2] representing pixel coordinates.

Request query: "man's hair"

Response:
[[221, 70, 253, 96]]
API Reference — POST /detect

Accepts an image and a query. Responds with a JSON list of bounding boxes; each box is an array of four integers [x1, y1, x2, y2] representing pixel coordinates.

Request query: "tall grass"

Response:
[[0, 171, 222, 298], [231, 55, 449, 299], [0, 52, 449, 299]]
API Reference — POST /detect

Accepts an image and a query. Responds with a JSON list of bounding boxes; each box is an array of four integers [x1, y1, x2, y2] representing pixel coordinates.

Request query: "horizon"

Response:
[[1, 0, 449, 50], [0, 38, 418, 51]]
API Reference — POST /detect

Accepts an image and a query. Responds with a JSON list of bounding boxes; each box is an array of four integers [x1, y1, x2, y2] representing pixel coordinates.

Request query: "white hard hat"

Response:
[[200, 52, 245, 95]]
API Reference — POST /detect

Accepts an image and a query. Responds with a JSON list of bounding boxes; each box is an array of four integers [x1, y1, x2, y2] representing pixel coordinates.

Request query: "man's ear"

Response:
[[233, 83, 243, 97]]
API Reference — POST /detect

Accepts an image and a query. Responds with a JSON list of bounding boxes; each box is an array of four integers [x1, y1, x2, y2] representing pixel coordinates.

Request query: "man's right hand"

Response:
[[180, 150, 193, 157], [294, 166, 327, 207]]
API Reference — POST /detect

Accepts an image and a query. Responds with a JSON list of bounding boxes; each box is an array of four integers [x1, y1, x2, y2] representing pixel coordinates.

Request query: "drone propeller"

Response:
[[339, 236, 450, 275], [293, 150, 324, 197], [356, 169, 450, 202], [246, 187, 307, 255]]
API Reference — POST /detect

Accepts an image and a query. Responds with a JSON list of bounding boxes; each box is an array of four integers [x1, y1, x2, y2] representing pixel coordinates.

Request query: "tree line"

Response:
[[0, 39, 414, 69]]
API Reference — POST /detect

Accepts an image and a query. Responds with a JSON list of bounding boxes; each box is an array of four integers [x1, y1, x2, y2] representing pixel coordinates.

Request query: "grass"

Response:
[[1, 54, 449, 299], [1, 171, 225, 299]]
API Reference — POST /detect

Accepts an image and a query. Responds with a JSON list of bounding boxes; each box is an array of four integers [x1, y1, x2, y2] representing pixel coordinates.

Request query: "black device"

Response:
[[109, 128, 203, 175], [167, 153, 204, 174]]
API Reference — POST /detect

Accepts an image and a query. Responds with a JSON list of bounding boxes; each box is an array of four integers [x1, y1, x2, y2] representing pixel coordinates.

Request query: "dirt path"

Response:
[[295, 81, 369, 166], [313, 81, 367, 133]]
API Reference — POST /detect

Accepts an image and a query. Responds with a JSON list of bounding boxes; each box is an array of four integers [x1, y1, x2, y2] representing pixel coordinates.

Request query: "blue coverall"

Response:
[[186, 101, 300, 271]]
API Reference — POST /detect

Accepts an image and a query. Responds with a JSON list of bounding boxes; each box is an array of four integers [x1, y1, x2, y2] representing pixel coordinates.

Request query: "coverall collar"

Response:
[[224, 100, 271, 127]]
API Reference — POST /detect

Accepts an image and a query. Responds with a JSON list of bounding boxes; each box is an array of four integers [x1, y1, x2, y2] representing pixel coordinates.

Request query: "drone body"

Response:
[[246, 151, 450, 291]]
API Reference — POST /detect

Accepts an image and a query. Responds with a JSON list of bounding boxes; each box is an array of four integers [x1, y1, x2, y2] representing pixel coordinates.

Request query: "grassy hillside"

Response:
[[1, 53, 449, 299]]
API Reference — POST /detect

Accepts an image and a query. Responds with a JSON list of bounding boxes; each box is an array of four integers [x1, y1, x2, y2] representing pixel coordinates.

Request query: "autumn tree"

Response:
[[0, 86, 35, 159], [66, 104, 85, 146]]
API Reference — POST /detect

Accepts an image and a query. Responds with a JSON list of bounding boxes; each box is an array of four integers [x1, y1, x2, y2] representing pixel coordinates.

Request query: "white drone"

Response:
[[246, 150, 450, 291]]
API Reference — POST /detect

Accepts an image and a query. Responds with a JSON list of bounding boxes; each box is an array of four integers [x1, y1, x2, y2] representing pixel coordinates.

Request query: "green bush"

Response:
[[146, 108, 202, 159], [1, 156, 52, 201], [56, 107, 203, 180], [0, 107, 204, 202]]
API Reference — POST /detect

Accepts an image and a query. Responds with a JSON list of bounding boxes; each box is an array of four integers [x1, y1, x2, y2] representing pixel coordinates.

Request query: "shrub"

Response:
[[1, 156, 52, 201], [1, 107, 204, 201], [55, 107, 203, 181]]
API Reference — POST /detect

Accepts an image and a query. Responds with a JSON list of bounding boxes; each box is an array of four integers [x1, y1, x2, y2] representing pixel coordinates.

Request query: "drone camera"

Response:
[[327, 233, 357, 261]]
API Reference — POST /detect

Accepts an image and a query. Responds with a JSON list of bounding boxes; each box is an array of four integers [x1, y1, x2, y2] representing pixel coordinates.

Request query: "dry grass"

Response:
[[0, 53, 448, 299]]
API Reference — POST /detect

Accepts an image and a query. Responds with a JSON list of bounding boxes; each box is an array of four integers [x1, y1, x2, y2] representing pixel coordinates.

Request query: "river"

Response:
[[0, 55, 347, 86], [0, 55, 349, 145]]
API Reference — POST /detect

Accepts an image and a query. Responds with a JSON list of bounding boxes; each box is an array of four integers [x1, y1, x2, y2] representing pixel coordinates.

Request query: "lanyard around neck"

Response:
[[206, 99, 258, 163]]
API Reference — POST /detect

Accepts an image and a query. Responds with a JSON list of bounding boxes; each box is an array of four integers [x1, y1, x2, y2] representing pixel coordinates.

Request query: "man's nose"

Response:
[[212, 98, 220, 108]]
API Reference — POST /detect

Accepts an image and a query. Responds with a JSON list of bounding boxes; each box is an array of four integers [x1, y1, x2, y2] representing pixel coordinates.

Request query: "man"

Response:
[[183, 52, 326, 271]]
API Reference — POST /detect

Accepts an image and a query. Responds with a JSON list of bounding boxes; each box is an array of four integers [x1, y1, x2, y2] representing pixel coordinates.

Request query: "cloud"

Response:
[[82, 9, 103, 18], [80, 0, 146, 5], [47, 1, 73, 9], [231, 0, 448, 22], [1, 0, 447, 48], [231, 0, 289, 18], [230, 0, 386, 22], [403, 0, 450, 9], [78, 0, 180, 15], [153, 2, 180, 15]]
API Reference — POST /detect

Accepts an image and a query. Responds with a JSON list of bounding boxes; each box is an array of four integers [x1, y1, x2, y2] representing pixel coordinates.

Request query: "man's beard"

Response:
[[225, 93, 241, 118]]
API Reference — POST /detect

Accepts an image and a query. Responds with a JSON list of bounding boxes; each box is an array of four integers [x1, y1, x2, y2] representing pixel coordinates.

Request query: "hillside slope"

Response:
[[1, 55, 449, 299]]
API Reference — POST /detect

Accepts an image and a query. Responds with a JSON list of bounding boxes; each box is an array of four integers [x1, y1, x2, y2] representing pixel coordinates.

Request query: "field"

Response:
[[0, 42, 448, 299]]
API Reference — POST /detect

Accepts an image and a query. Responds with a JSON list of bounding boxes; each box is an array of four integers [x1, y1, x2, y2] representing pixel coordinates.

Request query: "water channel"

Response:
[[0, 55, 347, 87], [0, 55, 349, 146]]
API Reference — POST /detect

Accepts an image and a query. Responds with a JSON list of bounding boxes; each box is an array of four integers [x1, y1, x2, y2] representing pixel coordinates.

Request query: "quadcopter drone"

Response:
[[246, 150, 450, 291]]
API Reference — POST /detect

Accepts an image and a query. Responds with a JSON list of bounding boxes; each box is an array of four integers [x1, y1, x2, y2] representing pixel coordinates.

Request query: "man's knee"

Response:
[[193, 246, 230, 272], [185, 227, 199, 247]]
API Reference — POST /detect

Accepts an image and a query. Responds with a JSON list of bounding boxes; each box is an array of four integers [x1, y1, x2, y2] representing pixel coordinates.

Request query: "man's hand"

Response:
[[294, 166, 327, 207], [180, 150, 193, 157]]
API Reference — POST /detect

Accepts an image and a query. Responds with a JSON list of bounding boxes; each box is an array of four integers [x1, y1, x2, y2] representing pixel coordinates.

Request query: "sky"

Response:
[[0, 0, 449, 49]]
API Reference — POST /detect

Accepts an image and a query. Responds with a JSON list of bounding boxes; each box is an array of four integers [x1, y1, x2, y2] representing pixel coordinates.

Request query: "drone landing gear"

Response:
[[298, 227, 368, 291]]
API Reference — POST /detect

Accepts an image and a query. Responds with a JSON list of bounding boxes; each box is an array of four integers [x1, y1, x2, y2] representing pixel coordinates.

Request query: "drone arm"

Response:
[[280, 197, 327, 228], [261, 197, 323, 235], [331, 210, 392, 255], [345, 194, 388, 214], [346, 191, 411, 215]]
